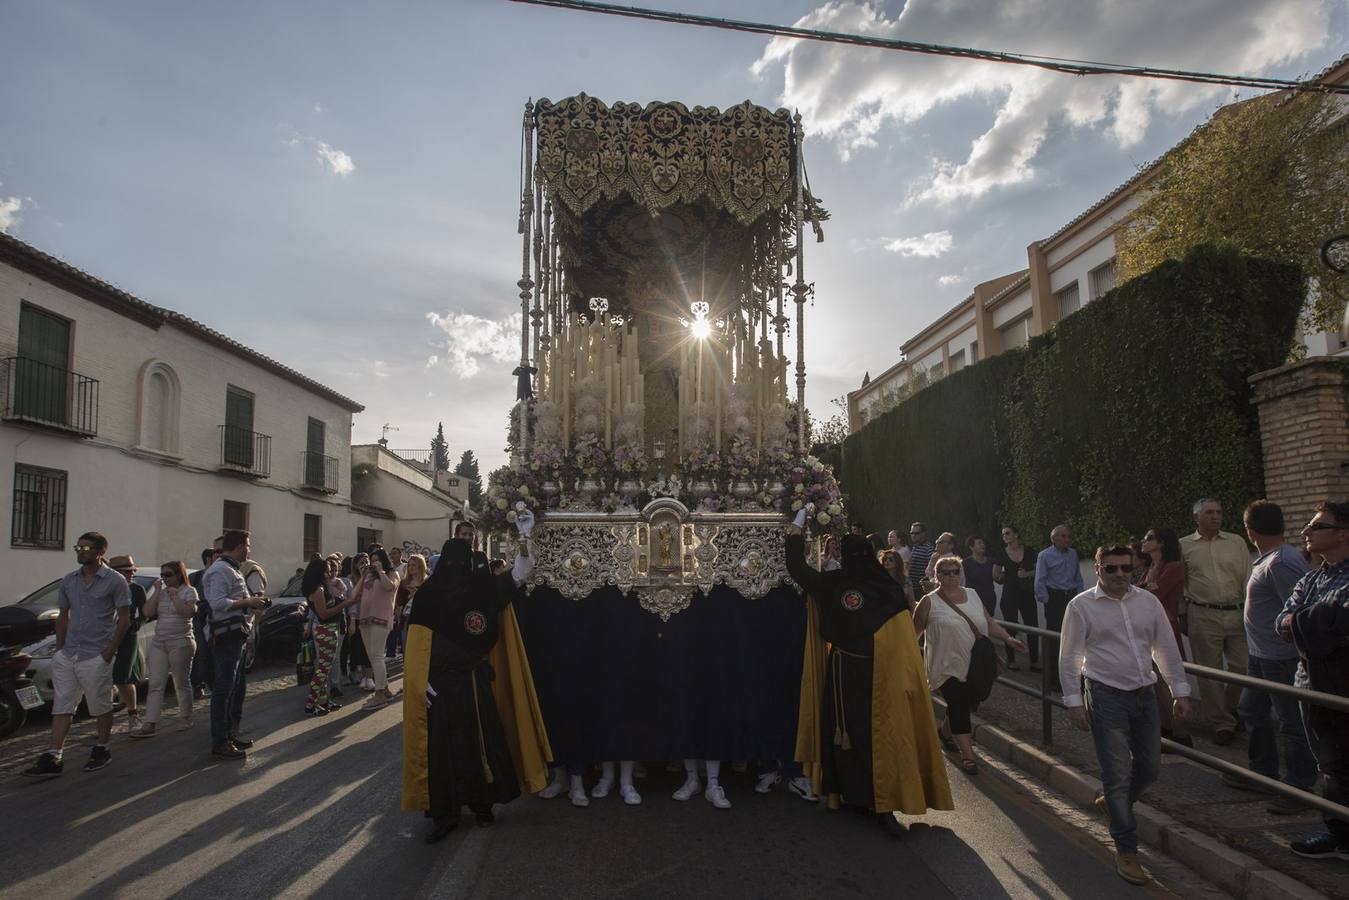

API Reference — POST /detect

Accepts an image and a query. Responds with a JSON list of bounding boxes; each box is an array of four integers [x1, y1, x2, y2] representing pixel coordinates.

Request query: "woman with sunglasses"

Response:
[[133, 561, 200, 737], [914, 555, 1026, 773]]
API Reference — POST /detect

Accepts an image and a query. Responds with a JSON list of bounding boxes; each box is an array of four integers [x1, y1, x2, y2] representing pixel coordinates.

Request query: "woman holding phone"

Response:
[[352, 547, 400, 708], [304, 557, 360, 716], [133, 561, 199, 737]]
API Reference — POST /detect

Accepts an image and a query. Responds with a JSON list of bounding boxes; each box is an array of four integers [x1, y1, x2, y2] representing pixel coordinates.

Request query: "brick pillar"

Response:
[[1250, 358, 1349, 541]]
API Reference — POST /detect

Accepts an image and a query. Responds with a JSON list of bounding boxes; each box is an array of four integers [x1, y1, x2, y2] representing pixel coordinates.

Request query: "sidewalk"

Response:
[[978, 668, 1343, 899]]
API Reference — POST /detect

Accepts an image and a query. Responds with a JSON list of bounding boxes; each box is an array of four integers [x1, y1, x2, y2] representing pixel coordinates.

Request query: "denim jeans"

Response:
[[209, 637, 247, 747], [1301, 703, 1349, 845], [1086, 678, 1162, 854], [1238, 655, 1317, 790]]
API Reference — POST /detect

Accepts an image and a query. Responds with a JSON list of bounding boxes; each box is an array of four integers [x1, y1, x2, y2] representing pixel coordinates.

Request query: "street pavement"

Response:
[[0, 666, 1210, 900]]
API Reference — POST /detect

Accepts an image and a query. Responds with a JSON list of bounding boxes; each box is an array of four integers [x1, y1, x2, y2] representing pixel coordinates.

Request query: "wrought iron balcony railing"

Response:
[[0, 357, 99, 437], [301, 450, 339, 493], [219, 425, 271, 477]]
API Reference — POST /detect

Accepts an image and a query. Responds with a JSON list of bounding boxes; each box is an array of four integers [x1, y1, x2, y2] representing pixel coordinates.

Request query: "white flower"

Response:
[[817, 512, 831, 525], [794, 484, 804, 494], [812, 462, 824, 473], [506, 511, 517, 523], [791, 499, 803, 511], [827, 503, 841, 516], [495, 498, 509, 511]]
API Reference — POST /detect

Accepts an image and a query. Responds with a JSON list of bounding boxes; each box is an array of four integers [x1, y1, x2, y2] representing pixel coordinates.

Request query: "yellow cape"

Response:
[[795, 596, 954, 814], [401, 606, 553, 811]]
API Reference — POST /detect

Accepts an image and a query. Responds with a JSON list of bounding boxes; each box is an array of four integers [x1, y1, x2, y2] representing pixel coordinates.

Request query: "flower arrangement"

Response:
[[481, 465, 540, 535], [782, 454, 848, 535], [528, 441, 565, 482], [684, 440, 723, 480], [613, 440, 646, 476], [573, 433, 608, 480], [726, 437, 758, 483]]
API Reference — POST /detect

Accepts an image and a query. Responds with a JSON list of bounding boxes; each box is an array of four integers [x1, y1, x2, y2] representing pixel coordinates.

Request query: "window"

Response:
[[356, 527, 383, 554], [1055, 281, 1081, 319], [12, 464, 67, 548], [304, 417, 327, 487], [948, 349, 966, 373], [15, 303, 71, 423], [1089, 260, 1117, 300], [223, 500, 249, 532], [223, 386, 255, 468], [999, 315, 1031, 351], [970, 341, 979, 364], [303, 514, 322, 560]]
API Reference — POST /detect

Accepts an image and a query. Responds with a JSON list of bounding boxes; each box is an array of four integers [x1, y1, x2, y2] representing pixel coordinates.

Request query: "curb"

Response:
[[934, 699, 1324, 900]]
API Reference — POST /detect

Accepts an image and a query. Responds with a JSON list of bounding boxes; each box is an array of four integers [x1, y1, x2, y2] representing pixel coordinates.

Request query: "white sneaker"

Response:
[[591, 776, 614, 799], [705, 784, 731, 809], [787, 775, 819, 802], [127, 715, 143, 733], [361, 678, 375, 692], [672, 777, 701, 801], [569, 785, 590, 808], [755, 772, 781, 794], [539, 777, 567, 799], [620, 784, 642, 806]]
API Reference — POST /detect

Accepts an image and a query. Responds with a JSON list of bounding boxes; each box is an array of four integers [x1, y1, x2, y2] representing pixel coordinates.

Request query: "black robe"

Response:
[[403, 542, 523, 819]]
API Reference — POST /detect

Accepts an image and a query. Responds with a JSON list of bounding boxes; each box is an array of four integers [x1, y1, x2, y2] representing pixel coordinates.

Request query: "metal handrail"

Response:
[[990, 617, 1349, 822]]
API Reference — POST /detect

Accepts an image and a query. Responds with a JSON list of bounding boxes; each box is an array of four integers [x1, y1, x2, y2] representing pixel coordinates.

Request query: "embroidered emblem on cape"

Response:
[[464, 610, 488, 636], [840, 589, 865, 611]]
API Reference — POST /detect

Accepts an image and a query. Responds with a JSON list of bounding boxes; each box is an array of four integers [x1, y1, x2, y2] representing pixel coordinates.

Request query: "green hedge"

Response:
[[841, 245, 1304, 551]]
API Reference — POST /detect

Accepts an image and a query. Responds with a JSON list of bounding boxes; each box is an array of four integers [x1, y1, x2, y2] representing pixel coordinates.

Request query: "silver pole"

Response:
[[791, 112, 808, 453]]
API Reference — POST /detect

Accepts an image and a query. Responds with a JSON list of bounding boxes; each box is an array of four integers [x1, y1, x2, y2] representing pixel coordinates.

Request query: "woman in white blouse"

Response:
[[133, 560, 200, 737], [913, 555, 1024, 773]]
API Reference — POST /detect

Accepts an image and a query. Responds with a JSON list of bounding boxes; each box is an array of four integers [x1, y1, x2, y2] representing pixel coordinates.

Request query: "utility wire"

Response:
[[507, 0, 1349, 96]]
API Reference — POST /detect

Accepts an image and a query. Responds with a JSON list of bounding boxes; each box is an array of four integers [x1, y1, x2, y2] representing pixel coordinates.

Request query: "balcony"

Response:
[[0, 357, 99, 437], [387, 448, 434, 471], [219, 425, 271, 478], [301, 450, 339, 493]]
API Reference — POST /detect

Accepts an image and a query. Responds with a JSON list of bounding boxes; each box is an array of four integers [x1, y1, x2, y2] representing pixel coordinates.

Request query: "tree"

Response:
[[455, 450, 484, 508], [431, 422, 450, 473], [1117, 91, 1348, 334]]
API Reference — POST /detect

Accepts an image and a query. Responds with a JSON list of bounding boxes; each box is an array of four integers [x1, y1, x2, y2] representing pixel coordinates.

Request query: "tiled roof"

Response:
[[984, 271, 1030, 309], [0, 231, 365, 412]]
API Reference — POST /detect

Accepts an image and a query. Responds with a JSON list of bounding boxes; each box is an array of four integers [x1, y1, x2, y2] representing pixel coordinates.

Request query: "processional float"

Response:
[[483, 95, 845, 623]]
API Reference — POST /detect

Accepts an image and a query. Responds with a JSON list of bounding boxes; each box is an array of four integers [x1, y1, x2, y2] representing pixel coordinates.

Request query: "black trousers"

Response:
[[1045, 588, 1075, 691], [999, 585, 1039, 665], [940, 676, 979, 735]]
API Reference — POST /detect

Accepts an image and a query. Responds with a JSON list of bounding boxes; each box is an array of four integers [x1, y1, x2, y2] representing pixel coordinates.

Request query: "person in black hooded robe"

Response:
[[786, 506, 953, 834], [402, 512, 536, 843]]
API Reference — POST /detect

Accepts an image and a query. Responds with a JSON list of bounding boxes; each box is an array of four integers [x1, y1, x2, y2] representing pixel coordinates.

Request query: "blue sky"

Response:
[[2, 0, 1344, 471]]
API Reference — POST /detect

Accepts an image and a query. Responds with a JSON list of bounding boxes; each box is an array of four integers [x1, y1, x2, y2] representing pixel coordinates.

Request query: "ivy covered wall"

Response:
[[841, 246, 1305, 551]]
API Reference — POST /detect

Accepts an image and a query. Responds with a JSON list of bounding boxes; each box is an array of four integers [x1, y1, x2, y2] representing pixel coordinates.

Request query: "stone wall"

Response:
[[1250, 357, 1349, 540]]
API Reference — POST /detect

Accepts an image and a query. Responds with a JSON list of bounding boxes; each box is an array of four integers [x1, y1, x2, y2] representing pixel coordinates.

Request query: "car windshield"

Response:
[[280, 574, 305, 598], [14, 580, 61, 612]]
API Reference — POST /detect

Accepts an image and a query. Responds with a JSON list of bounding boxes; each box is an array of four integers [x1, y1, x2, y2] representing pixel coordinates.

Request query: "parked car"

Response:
[[12, 568, 193, 706], [246, 574, 308, 672]]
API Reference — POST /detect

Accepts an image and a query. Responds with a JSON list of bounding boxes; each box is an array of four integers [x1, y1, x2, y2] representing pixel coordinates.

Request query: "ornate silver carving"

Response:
[[528, 500, 795, 617]]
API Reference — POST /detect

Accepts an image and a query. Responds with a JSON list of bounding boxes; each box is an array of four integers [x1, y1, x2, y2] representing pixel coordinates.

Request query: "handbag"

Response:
[[940, 592, 1000, 702]]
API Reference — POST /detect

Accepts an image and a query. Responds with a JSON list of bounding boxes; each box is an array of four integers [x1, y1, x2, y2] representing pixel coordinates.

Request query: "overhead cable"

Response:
[[506, 0, 1349, 96]]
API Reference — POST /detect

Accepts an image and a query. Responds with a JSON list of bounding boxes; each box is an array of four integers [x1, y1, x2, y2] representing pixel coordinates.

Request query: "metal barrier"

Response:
[[991, 618, 1349, 822]]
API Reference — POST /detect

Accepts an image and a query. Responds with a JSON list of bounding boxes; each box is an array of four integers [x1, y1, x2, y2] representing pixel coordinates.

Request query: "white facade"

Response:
[[0, 235, 374, 601], [351, 443, 473, 560]]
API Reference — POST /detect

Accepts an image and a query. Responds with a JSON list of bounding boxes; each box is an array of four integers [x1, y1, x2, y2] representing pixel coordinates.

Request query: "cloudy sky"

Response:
[[2, 0, 1343, 471]]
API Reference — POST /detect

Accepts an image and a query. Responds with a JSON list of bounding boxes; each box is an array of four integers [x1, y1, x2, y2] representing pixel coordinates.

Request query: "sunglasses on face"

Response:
[[937, 568, 960, 576], [160, 571, 176, 578], [1101, 564, 1134, 574], [1306, 522, 1347, 532]]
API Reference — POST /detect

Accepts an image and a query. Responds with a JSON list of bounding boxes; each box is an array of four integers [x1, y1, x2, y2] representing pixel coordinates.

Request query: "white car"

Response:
[[20, 568, 195, 706]]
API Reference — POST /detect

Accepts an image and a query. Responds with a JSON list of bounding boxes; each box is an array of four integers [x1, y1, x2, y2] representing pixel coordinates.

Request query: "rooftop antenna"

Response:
[[379, 423, 399, 447]]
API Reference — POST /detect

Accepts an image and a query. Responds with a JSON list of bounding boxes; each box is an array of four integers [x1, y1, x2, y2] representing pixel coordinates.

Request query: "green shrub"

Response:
[[842, 245, 1304, 550]]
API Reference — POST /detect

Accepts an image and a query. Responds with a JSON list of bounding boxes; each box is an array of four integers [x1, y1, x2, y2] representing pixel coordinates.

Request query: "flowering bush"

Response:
[[481, 466, 541, 535]]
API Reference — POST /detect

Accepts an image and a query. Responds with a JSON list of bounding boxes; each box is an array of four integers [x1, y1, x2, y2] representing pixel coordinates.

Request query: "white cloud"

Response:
[[754, 0, 1331, 203], [0, 186, 23, 232], [425, 311, 522, 378], [884, 230, 952, 257], [938, 274, 963, 286], [313, 103, 324, 114], [314, 141, 355, 176]]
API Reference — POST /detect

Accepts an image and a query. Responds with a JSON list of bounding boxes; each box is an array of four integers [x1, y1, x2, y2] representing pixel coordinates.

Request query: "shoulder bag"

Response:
[[940, 592, 1000, 702]]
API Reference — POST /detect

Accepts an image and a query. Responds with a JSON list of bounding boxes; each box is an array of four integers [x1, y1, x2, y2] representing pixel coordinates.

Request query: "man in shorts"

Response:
[[23, 532, 131, 777]]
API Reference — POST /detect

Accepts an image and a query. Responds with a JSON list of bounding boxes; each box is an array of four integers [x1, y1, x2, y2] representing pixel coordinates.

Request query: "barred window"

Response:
[[12, 463, 67, 549]]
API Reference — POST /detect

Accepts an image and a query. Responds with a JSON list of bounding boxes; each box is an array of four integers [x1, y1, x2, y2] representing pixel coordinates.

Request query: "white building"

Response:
[[350, 443, 475, 561], [0, 233, 466, 600], [849, 54, 1349, 432]]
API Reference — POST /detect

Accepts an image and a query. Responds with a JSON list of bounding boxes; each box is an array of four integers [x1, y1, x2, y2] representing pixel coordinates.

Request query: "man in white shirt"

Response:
[[1060, 544, 1194, 886]]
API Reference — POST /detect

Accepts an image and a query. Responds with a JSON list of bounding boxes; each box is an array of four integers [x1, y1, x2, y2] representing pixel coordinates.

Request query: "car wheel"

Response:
[[0, 690, 26, 739]]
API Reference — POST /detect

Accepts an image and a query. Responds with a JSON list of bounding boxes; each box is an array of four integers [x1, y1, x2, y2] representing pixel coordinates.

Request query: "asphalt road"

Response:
[[0, 671, 1213, 900]]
